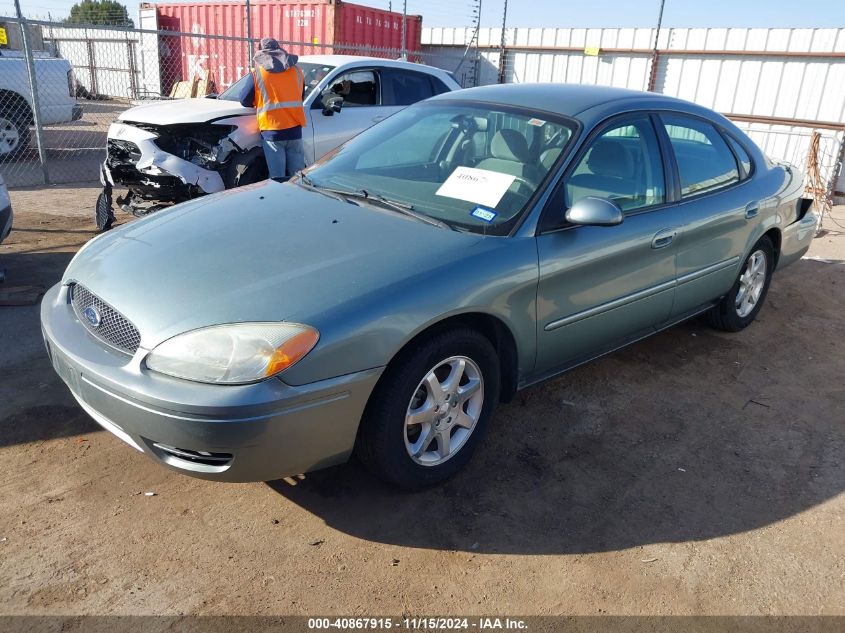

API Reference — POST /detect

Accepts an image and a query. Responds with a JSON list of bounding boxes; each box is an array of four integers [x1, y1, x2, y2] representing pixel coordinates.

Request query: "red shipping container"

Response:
[[145, 0, 423, 92]]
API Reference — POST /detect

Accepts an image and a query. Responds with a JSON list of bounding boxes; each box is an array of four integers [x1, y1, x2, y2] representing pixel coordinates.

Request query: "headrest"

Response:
[[491, 129, 530, 163], [473, 116, 488, 132], [586, 140, 635, 178]]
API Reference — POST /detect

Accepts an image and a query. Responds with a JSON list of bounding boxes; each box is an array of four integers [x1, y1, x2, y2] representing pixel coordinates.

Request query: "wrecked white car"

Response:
[[97, 55, 460, 227]]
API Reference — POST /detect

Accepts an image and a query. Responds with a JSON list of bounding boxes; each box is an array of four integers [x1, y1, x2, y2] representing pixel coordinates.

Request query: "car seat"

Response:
[[567, 139, 638, 206], [476, 129, 541, 185]]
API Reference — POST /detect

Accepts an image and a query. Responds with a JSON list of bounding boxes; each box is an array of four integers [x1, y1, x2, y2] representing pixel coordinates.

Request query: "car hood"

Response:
[[119, 97, 252, 125], [64, 180, 482, 348]]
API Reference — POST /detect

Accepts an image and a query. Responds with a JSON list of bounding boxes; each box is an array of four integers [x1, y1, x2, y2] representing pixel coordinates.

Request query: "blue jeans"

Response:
[[262, 138, 305, 179]]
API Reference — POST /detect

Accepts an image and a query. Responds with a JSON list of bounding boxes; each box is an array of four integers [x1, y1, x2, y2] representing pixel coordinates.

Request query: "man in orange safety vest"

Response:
[[239, 38, 306, 179]]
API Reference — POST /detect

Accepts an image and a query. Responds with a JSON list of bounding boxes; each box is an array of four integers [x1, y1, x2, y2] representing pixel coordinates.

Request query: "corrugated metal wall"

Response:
[[423, 27, 845, 197]]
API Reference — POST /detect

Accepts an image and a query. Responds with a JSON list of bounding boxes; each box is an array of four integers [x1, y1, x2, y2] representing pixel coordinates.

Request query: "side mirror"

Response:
[[322, 95, 344, 116], [565, 196, 624, 227]]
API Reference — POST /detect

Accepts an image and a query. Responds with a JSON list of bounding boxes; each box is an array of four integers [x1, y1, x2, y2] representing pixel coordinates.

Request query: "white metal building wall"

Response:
[[41, 23, 141, 99]]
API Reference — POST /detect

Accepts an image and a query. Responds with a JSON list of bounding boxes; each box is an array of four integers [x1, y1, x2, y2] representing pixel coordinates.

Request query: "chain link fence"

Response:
[[0, 14, 471, 188]]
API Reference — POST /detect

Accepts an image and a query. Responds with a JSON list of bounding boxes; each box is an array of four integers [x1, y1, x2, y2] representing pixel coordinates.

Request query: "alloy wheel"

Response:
[[404, 355, 484, 466], [735, 249, 767, 318]]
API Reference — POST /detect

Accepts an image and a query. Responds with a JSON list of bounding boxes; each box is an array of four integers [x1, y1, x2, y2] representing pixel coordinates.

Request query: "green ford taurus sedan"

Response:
[[41, 84, 817, 489]]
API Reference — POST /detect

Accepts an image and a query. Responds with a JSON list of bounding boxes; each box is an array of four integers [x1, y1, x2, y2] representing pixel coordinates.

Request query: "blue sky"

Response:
[[479, 0, 845, 29], [4, 0, 845, 28]]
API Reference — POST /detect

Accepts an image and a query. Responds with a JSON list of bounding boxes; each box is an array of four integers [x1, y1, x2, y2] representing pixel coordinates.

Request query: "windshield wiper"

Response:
[[361, 190, 456, 231], [295, 173, 357, 204], [298, 176, 454, 231]]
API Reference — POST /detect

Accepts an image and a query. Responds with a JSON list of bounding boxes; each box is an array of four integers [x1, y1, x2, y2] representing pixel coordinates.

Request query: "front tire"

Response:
[[0, 107, 31, 161], [356, 328, 501, 490], [706, 236, 774, 332], [223, 147, 268, 189]]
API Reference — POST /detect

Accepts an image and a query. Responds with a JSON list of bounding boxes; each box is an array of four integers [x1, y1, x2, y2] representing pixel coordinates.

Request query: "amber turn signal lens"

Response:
[[265, 328, 320, 376]]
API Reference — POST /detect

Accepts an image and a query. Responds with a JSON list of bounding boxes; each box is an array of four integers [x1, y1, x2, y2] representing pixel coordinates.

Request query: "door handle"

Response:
[[651, 229, 677, 249], [745, 203, 760, 219], [372, 115, 387, 123]]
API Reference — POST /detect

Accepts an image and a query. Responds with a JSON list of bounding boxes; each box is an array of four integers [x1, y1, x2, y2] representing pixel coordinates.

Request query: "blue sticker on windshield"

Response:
[[470, 207, 497, 223]]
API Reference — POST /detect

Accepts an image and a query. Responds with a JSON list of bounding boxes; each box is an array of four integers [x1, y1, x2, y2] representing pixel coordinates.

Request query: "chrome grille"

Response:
[[70, 284, 141, 355]]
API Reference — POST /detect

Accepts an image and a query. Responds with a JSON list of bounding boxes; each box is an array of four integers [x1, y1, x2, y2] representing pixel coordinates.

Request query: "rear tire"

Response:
[[706, 236, 774, 332], [356, 328, 500, 490]]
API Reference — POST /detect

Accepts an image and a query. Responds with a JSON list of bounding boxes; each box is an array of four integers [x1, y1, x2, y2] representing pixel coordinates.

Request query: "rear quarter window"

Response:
[[661, 114, 740, 197], [726, 135, 753, 178]]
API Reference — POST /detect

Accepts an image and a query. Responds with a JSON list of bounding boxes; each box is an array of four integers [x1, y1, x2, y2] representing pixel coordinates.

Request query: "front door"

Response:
[[535, 115, 678, 376], [309, 69, 401, 163]]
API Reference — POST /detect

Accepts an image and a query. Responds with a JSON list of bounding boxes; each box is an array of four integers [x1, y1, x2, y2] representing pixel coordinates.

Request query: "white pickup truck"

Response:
[[0, 50, 82, 159]]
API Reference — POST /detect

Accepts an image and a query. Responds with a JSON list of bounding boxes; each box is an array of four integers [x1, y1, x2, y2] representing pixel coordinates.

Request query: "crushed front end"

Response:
[[97, 120, 241, 229]]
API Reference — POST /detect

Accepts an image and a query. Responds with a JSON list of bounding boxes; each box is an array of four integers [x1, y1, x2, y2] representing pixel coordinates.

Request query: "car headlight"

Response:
[[145, 322, 319, 385]]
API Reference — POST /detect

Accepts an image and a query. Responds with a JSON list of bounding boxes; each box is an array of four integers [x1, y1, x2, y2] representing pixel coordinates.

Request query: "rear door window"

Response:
[[381, 69, 436, 106], [661, 114, 740, 197]]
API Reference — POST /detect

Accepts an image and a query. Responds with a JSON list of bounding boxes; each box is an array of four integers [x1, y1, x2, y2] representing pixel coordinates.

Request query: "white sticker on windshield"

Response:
[[435, 166, 516, 208]]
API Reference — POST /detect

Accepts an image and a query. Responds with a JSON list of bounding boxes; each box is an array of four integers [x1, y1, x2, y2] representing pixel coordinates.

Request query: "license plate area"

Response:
[[50, 345, 81, 395]]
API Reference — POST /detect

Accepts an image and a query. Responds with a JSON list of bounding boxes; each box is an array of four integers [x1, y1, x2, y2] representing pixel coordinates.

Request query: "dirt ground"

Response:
[[1, 184, 843, 617]]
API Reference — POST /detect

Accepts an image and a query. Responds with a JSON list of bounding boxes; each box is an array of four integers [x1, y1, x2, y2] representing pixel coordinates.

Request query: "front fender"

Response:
[[279, 236, 540, 387]]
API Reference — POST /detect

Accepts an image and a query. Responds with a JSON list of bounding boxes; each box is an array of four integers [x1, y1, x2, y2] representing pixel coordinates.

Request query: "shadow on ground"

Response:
[[3, 209, 844, 557], [0, 249, 100, 447], [268, 261, 845, 555]]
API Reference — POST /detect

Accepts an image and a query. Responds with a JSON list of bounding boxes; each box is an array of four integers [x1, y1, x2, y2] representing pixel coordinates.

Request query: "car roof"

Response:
[[298, 54, 448, 75], [428, 82, 713, 120]]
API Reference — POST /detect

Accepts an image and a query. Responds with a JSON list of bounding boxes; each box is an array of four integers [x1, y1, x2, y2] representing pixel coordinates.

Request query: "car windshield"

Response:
[[301, 102, 576, 235], [218, 62, 336, 101]]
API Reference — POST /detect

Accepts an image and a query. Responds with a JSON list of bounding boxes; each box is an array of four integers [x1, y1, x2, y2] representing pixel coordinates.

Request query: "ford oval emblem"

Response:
[[83, 306, 102, 328]]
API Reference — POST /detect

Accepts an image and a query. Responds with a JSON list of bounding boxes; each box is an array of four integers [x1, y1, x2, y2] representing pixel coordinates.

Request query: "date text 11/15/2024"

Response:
[[307, 617, 528, 630]]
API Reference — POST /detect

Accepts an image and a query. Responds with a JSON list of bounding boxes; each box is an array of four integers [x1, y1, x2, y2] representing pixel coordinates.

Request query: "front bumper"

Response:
[[0, 202, 11, 244], [40, 282, 382, 482], [102, 122, 226, 199]]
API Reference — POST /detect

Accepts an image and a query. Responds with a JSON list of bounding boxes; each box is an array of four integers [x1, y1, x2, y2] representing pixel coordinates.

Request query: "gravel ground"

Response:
[[0, 186, 843, 617]]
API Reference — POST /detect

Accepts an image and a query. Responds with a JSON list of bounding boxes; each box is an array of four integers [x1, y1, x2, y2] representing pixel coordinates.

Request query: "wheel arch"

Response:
[[762, 227, 782, 268], [0, 89, 34, 124], [223, 146, 268, 188], [381, 311, 520, 404]]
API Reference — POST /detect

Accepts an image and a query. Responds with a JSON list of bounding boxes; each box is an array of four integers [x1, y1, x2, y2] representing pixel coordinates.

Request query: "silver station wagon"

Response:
[[42, 84, 818, 489]]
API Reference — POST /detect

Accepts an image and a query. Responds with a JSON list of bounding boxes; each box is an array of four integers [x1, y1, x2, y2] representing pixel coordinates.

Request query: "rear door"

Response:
[[656, 113, 753, 317], [310, 68, 399, 162], [534, 114, 678, 376]]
